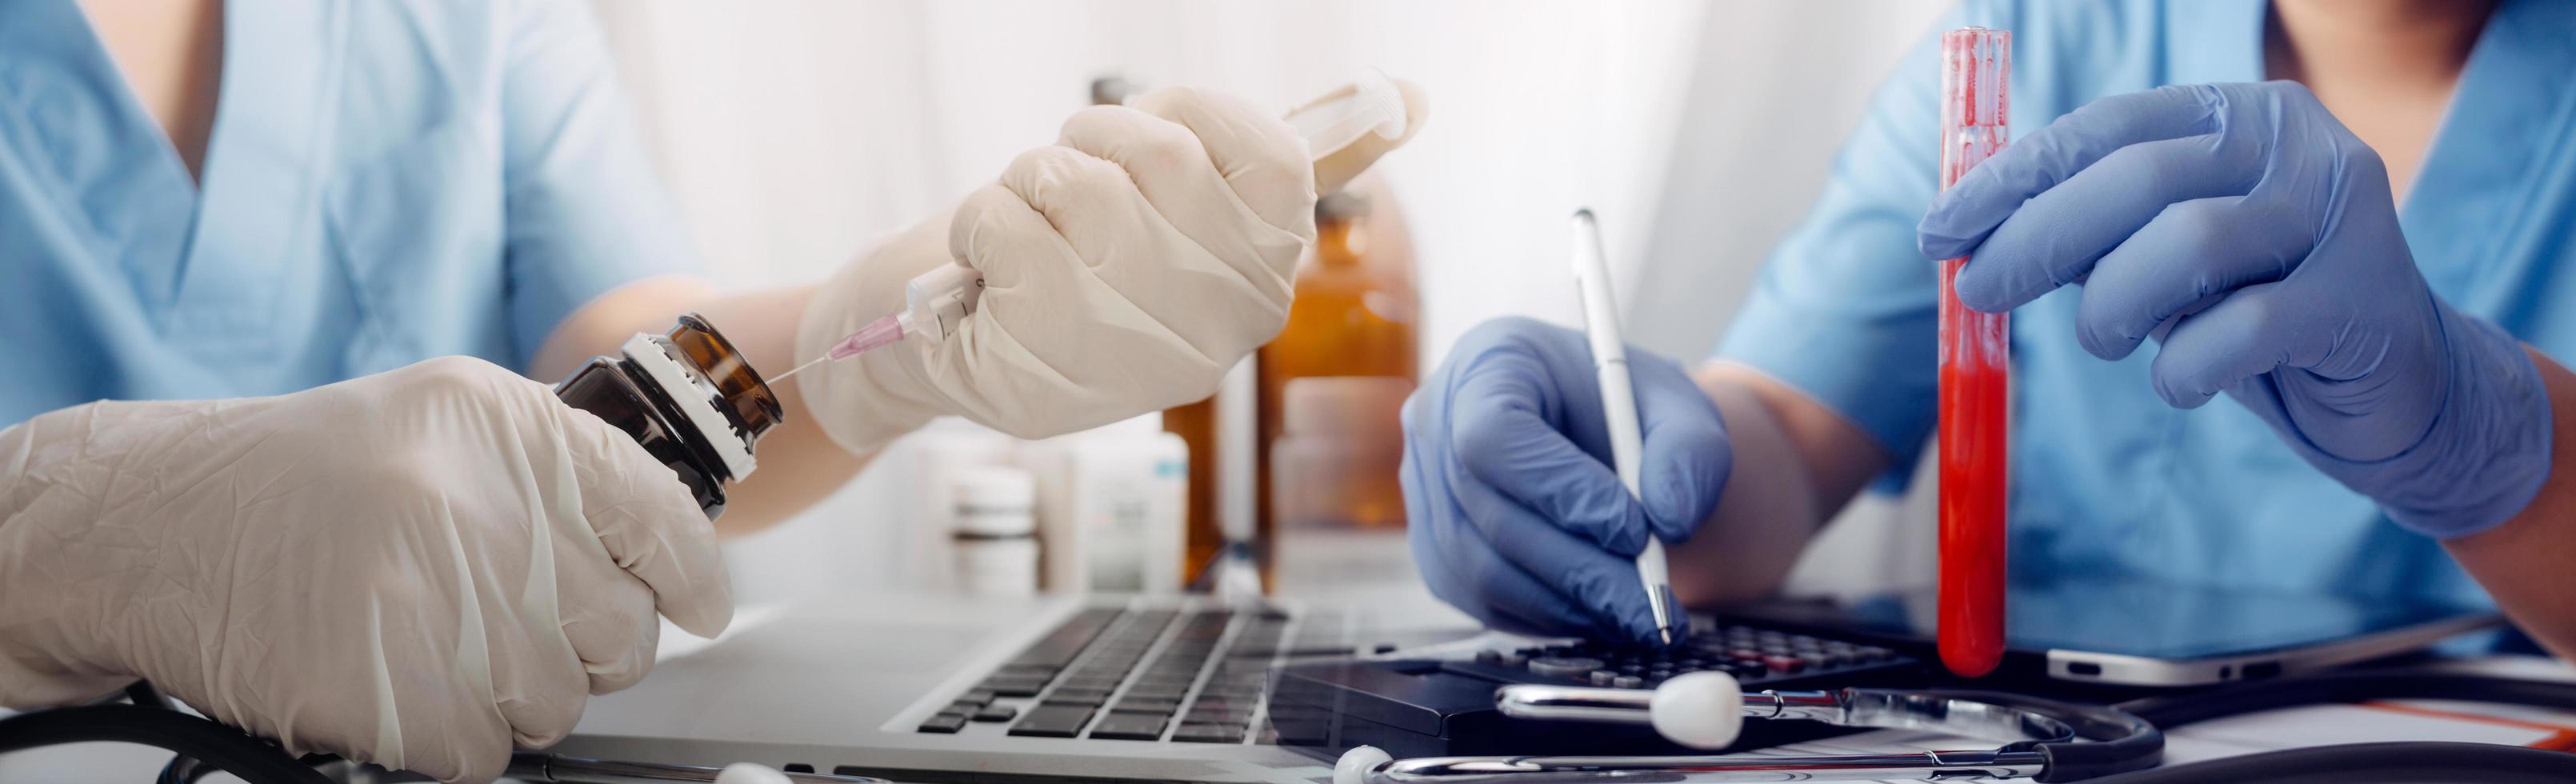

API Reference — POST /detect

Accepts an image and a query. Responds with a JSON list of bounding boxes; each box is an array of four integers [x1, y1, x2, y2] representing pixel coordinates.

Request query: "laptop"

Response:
[[554, 592, 1402, 783], [553, 588, 1938, 782]]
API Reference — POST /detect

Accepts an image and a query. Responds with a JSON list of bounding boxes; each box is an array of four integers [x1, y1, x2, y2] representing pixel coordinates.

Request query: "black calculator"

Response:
[[1266, 622, 1923, 759]]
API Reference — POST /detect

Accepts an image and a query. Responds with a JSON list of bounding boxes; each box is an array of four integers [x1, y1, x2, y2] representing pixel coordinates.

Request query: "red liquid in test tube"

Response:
[[1937, 26, 2010, 678]]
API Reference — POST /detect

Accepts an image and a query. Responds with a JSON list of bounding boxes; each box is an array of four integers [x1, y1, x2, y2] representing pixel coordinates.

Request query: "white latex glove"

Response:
[[796, 82, 1427, 453], [0, 357, 731, 783]]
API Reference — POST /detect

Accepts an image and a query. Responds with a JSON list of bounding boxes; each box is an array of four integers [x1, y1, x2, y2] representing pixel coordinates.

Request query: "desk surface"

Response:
[[5, 527, 2570, 784]]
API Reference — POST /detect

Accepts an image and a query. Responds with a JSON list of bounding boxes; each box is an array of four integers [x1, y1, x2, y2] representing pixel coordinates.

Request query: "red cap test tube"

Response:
[[1937, 26, 2010, 678]]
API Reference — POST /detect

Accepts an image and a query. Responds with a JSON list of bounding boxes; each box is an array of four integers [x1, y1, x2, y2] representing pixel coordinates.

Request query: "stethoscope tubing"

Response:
[[1349, 671, 2576, 784]]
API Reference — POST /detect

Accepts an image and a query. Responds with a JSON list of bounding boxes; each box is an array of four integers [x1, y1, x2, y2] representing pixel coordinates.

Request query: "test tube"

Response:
[[1936, 26, 2010, 678]]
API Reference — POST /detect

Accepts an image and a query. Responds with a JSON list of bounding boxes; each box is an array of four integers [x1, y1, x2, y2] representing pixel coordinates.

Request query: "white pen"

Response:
[[1569, 208, 1682, 646]]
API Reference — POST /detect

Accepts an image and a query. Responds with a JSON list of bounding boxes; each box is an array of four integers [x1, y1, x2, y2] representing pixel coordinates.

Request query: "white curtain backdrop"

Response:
[[590, 0, 1950, 602]]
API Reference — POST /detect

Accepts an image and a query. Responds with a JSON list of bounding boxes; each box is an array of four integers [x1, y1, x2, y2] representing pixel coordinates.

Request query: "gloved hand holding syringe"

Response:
[[770, 70, 1418, 383]]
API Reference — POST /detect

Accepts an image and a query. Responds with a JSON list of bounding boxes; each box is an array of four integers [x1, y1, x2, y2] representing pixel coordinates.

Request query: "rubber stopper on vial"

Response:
[[1650, 671, 1746, 750]]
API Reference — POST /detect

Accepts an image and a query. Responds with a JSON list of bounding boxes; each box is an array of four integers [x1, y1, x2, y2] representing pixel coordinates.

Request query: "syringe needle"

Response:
[[770, 313, 914, 385], [769, 354, 831, 383]]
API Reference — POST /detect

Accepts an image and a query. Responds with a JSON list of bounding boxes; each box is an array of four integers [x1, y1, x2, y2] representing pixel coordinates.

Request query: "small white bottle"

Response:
[[1023, 419, 1190, 593], [950, 466, 1039, 598]]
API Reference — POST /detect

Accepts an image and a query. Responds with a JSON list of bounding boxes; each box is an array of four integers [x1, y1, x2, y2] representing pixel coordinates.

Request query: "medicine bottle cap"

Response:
[[951, 466, 1037, 538]]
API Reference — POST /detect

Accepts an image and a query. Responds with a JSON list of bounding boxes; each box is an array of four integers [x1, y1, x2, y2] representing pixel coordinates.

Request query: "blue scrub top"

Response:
[[0, 0, 698, 427], [1718, 0, 2576, 610]]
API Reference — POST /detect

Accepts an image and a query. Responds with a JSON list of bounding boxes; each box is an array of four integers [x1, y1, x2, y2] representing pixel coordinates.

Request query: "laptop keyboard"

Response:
[[918, 605, 1914, 744], [919, 604, 1350, 743]]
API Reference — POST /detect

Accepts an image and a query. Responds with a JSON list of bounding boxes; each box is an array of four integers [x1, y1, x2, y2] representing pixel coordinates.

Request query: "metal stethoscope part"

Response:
[[1333, 671, 2164, 784]]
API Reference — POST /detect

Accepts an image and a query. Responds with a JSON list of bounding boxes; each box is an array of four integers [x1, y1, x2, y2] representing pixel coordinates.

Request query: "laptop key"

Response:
[[917, 713, 968, 734], [994, 664, 1058, 678], [1010, 608, 1122, 669], [1172, 722, 1243, 743], [1111, 697, 1180, 714], [1087, 712, 1169, 741], [1008, 704, 1096, 738], [1185, 709, 1249, 726], [982, 679, 1045, 698], [973, 704, 1018, 722]]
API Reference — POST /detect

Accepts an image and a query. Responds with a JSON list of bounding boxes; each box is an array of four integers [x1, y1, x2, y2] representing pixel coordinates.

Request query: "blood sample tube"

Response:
[[1936, 26, 2010, 678]]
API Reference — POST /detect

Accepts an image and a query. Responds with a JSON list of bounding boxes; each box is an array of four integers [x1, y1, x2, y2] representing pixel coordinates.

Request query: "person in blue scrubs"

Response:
[[0, 1, 1397, 781], [1403, 0, 2576, 661]]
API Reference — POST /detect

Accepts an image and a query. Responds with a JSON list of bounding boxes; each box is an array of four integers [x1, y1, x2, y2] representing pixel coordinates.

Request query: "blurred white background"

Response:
[[588, 0, 1950, 604]]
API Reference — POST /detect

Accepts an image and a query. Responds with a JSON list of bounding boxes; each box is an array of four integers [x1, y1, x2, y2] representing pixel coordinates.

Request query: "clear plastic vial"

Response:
[[554, 314, 784, 519]]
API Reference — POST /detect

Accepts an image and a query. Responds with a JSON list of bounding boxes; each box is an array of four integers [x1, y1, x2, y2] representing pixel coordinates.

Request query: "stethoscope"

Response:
[[1332, 670, 2576, 784]]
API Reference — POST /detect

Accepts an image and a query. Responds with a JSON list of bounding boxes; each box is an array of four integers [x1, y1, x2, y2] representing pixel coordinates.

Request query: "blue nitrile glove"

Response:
[[1918, 82, 2553, 537], [1400, 317, 1732, 644]]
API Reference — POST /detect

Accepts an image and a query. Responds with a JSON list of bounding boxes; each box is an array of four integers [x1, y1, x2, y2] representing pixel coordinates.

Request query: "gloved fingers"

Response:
[[491, 639, 590, 749], [1125, 86, 1318, 242], [2148, 282, 2331, 409], [1630, 358, 1731, 542], [558, 408, 734, 638], [1406, 471, 1618, 639], [1470, 540, 1627, 640], [487, 527, 598, 749], [1446, 354, 1649, 556], [554, 550, 662, 694], [402, 699, 515, 784], [964, 154, 1098, 290], [943, 180, 1217, 434], [2076, 195, 2312, 360], [1004, 134, 1287, 364], [1058, 103, 1307, 292], [1446, 461, 1660, 643], [1949, 134, 2258, 313], [1921, 83, 2224, 259]]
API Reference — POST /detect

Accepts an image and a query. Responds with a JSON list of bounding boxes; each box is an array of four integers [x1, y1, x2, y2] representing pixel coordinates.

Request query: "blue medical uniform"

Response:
[[1718, 0, 2576, 610], [0, 0, 698, 428]]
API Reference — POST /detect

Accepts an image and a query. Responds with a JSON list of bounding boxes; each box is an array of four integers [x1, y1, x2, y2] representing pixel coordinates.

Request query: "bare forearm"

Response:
[[1665, 362, 1890, 606], [532, 277, 872, 537], [2444, 346, 2576, 660]]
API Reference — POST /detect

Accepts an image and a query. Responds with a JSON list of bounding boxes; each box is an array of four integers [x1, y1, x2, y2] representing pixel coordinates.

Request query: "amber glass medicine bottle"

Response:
[[1259, 190, 1418, 531], [554, 314, 783, 519]]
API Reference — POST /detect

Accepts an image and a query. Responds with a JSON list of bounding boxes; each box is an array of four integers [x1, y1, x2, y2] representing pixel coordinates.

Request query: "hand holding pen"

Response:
[[1570, 210, 1684, 645], [1394, 212, 1732, 646]]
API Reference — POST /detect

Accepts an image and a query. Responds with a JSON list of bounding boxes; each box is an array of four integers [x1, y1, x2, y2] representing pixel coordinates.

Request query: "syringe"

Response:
[[770, 70, 1415, 384], [771, 263, 982, 382]]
